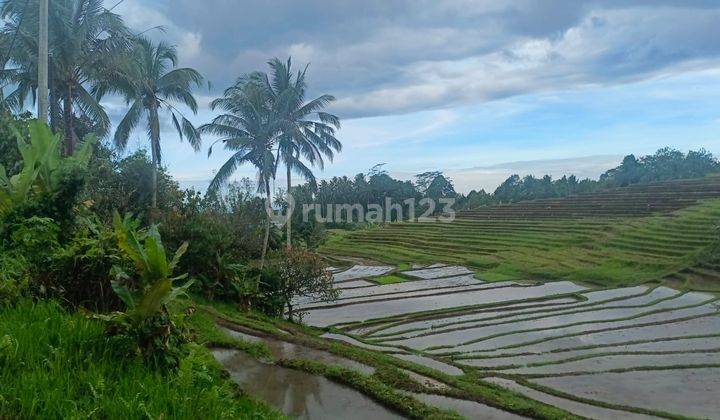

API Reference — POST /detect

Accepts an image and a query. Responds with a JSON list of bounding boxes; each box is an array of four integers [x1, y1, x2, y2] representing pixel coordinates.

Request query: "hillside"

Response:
[[320, 176, 720, 290]]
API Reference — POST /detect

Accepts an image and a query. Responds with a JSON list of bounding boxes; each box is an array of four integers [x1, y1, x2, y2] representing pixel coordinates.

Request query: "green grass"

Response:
[[373, 274, 409, 285], [396, 262, 412, 270], [0, 300, 282, 419], [321, 197, 720, 289]]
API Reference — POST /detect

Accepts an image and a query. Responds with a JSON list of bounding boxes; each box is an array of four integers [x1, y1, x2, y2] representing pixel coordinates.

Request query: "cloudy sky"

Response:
[[106, 0, 720, 193]]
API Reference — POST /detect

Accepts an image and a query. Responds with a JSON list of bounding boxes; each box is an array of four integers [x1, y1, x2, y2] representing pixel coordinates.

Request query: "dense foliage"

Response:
[[95, 213, 194, 368]]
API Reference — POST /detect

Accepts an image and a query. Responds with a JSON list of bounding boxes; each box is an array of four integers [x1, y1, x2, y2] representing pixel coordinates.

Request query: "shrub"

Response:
[[0, 121, 94, 223], [48, 215, 124, 311], [158, 182, 273, 300], [0, 112, 30, 177], [82, 146, 183, 224], [254, 249, 337, 320], [0, 253, 29, 303]]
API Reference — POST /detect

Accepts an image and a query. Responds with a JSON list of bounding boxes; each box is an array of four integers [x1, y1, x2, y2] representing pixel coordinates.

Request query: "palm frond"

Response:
[[114, 98, 143, 150]]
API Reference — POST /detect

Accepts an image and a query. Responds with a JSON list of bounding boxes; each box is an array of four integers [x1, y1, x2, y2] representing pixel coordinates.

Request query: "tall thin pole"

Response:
[[37, 0, 48, 123]]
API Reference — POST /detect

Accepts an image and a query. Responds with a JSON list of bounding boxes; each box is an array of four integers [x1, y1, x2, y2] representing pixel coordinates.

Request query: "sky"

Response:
[[104, 0, 720, 193]]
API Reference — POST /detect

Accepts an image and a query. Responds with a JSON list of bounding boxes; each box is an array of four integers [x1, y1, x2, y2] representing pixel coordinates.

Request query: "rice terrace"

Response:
[[2, 1, 720, 420], [282, 176, 720, 419]]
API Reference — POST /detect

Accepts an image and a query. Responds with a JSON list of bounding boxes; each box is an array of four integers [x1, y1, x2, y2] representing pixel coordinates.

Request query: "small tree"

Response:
[[271, 249, 337, 321]]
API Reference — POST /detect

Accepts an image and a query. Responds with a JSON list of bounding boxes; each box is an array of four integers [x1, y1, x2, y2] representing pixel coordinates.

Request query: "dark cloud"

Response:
[[113, 0, 720, 119]]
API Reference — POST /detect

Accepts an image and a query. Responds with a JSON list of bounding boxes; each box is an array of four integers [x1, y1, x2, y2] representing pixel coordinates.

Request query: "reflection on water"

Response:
[[213, 349, 404, 420], [221, 327, 375, 374]]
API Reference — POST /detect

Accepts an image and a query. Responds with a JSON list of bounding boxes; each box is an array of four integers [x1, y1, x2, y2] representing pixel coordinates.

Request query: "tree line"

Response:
[[284, 147, 720, 228]]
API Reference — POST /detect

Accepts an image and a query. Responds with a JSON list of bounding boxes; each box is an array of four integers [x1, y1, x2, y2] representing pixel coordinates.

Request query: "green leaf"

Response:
[[134, 278, 172, 319], [111, 280, 136, 309], [168, 241, 188, 274], [143, 226, 169, 280], [171, 113, 183, 140], [113, 212, 147, 272]]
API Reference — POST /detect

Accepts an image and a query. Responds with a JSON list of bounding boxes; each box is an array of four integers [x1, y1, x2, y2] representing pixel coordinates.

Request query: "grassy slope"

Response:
[[0, 300, 282, 419], [320, 199, 720, 290]]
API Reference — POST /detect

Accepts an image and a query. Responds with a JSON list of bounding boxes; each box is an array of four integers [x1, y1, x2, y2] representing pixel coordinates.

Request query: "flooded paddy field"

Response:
[[212, 349, 403, 419], [534, 368, 720, 419], [296, 264, 720, 419]]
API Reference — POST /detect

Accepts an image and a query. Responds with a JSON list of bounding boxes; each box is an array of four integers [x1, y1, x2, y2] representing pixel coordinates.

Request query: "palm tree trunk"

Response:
[[148, 102, 161, 209], [62, 86, 75, 155], [49, 88, 60, 132], [261, 178, 271, 268], [286, 163, 292, 250]]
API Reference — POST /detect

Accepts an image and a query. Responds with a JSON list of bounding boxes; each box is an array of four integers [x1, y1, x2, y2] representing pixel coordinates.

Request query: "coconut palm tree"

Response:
[[201, 79, 279, 267], [0, 0, 130, 154], [252, 57, 341, 249], [110, 37, 203, 209]]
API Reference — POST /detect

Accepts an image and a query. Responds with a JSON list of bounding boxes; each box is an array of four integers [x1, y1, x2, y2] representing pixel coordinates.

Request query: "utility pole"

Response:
[[37, 0, 48, 123]]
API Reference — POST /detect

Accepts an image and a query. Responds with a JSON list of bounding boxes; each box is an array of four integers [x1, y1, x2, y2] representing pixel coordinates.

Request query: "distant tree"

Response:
[[460, 189, 494, 209], [494, 174, 521, 203], [426, 173, 456, 200], [600, 148, 719, 187], [367, 163, 388, 177], [684, 149, 718, 178], [415, 171, 442, 194], [601, 154, 641, 187]]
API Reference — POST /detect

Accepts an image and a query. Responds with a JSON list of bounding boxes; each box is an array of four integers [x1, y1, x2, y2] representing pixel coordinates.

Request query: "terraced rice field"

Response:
[[300, 264, 720, 419], [321, 177, 720, 290]]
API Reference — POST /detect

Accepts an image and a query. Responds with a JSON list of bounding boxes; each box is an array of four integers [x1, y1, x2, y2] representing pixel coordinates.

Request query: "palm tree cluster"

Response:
[[0, 1, 341, 266], [202, 58, 341, 265], [0, 0, 203, 206]]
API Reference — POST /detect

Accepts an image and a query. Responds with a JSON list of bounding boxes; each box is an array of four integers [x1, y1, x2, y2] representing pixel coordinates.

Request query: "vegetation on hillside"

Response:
[[285, 148, 720, 232], [321, 186, 720, 290]]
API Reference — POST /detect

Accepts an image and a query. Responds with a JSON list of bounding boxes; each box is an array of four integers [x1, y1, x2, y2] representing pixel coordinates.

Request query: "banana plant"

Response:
[[0, 121, 95, 217], [109, 212, 193, 322], [92, 213, 194, 366]]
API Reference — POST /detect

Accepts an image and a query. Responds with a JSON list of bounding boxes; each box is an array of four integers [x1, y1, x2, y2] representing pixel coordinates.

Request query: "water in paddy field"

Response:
[[306, 264, 720, 419], [220, 327, 375, 374], [212, 349, 403, 419], [535, 368, 720, 420]]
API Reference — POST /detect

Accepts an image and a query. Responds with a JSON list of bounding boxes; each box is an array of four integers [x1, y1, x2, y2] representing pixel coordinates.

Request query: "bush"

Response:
[[251, 249, 337, 320], [159, 181, 274, 300], [0, 112, 31, 177], [48, 215, 123, 311], [0, 253, 29, 303], [82, 146, 183, 224], [0, 122, 94, 229]]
